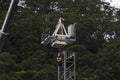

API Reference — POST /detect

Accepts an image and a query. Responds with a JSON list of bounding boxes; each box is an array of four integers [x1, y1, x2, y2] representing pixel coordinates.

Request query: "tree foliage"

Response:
[[0, 0, 120, 80]]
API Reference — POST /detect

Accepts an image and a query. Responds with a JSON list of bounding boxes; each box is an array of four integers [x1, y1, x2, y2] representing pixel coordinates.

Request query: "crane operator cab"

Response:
[[41, 17, 76, 48]]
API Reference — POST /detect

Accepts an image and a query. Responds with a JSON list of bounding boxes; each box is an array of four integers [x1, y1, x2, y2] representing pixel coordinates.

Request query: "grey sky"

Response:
[[105, 0, 120, 8]]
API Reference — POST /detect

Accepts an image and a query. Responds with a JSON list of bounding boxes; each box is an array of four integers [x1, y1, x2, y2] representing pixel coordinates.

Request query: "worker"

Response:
[[56, 52, 62, 66], [55, 17, 64, 28], [67, 53, 74, 67], [68, 53, 74, 61], [56, 17, 64, 34], [58, 17, 64, 23]]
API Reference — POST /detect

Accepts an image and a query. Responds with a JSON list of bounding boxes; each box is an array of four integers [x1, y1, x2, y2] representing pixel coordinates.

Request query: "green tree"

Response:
[[0, 52, 16, 73], [0, 0, 120, 80]]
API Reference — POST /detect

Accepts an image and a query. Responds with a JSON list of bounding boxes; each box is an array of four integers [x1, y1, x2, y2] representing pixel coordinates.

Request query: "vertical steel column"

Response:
[[58, 65, 60, 80], [73, 52, 76, 80], [63, 51, 67, 80]]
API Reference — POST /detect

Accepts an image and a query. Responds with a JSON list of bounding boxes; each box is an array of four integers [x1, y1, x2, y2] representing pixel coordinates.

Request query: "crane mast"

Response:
[[0, 0, 18, 51]]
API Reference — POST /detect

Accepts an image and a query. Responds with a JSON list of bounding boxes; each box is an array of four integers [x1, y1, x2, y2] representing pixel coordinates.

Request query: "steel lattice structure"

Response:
[[58, 51, 76, 80]]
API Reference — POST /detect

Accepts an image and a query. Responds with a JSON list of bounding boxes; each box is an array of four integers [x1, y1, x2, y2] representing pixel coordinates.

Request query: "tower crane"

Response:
[[41, 18, 77, 80]]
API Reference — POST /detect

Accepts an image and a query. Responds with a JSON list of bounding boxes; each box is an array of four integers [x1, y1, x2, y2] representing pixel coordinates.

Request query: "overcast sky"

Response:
[[105, 0, 120, 8], [17, 0, 120, 8]]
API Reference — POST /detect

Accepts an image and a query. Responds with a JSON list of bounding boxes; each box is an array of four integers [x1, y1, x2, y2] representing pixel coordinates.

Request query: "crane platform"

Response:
[[41, 18, 76, 48]]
